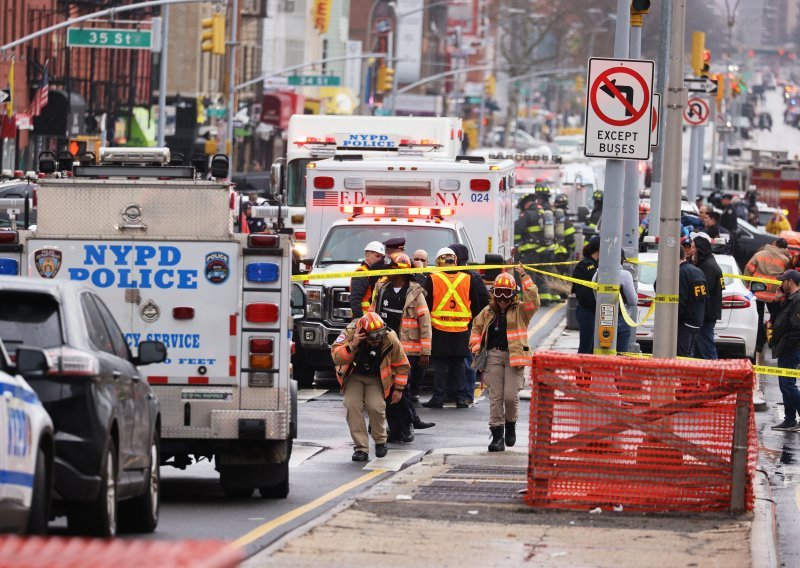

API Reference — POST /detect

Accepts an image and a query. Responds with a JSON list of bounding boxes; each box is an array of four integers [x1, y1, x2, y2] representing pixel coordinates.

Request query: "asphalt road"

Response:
[[117, 303, 565, 556]]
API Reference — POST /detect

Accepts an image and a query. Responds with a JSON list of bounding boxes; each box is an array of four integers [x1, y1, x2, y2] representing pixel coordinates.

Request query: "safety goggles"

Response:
[[365, 328, 388, 341], [493, 289, 515, 300], [413, 258, 427, 263]]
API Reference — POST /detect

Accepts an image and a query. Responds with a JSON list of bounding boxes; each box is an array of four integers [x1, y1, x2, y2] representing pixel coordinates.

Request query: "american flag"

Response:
[[312, 190, 338, 206], [29, 68, 49, 118]]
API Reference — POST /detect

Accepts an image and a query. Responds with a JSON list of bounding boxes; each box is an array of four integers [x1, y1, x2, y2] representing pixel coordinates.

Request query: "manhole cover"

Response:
[[415, 464, 528, 503]]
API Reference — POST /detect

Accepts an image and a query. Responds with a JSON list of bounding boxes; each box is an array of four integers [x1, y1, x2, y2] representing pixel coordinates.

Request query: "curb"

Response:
[[751, 467, 779, 568]]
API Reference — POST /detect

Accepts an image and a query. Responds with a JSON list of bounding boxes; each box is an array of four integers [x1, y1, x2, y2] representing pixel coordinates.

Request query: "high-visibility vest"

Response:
[[430, 272, 472, 332], [353, 264, 373, 312]]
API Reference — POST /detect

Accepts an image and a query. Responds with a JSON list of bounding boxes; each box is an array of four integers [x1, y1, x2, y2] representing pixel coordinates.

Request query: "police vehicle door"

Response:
[[0, 370, 9, 502]]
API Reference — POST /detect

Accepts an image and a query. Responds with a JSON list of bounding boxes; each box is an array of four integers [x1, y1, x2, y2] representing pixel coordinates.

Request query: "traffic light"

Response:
[[382, 67, 395, 93], [715, 73, 725, 105], [702, 49, 711, 77], [67, 139, 86, 157], [201, 13, 225, 55], [691, 31, 706, 77], [375, 64, 394, 93], [485, 74, 496, 97], [631, 0, 650, 14]]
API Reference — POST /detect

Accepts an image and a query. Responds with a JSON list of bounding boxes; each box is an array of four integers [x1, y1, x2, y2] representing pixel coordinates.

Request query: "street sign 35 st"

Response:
[[584, 57, 655, 161], [67, 28, 152, 50]]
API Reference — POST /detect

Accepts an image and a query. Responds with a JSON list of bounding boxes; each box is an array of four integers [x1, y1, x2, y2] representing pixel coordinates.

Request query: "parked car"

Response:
[[0, 340, 53, 534], [634, 252, 758, 359], [0, 277, 166, 536]]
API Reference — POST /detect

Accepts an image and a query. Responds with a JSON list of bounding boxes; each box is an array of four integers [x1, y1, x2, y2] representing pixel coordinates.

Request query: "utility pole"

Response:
[[649, 0, 672, 239], [156, 8, 169, 147], [652, 0, 687, 359], [592, 0, 629, 355], [225, 0, 238, 170]]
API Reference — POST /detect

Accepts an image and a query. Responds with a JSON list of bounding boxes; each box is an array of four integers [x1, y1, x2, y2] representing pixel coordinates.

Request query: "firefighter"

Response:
[[422, 248, 482, 409], [553, 193, 576, 289], [531, 182, 559, 304], [331, 312, 409, 461], [514, 194, 538, 264], [587, 189, 603, 232], [371, 252, 435, 442], [349, 241, 386, 318]]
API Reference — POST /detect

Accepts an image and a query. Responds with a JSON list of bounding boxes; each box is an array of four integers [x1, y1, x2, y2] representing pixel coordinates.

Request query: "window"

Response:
[[317, 226, 458, 266], [0, 292, 63, 350], [286, 158, 313, 208], [91, 295, 131, 360], [81, 294, 115, 355]]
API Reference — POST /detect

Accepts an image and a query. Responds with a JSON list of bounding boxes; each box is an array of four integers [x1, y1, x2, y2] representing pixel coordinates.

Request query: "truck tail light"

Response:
[[32, 188, 37, 208], [250, 354, 274, 369], [0, 231, 19, 244], [246, 262, 280, 283], [47, 347, 99, 377], [722, 294, 751, 309], [172, 307, 195, 320], [250, 338, 274, 353], [295, 231, 306, 241], [470, 179, 491, 191], [637, 293, 653, 307], [245, 303, 279, 323], [0, 258, 19, 275], [249, 234, 280, 248], [314, 176, 334, 189]]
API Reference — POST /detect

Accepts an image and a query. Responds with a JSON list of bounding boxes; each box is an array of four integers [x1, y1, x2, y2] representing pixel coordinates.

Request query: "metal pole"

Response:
[[226, 0, 238, 167], [237, 52, 388, 91], [593, 0, 629, 355], [710, 102, 717, 190], [360, 0, 381, 115], [652, 0, 687, 360], [696, 122, 706, 197], [156, 6, 169, 147], [622, 14, 643, 279], [649, 0, 672, 239], [687, 125, 699, 201]]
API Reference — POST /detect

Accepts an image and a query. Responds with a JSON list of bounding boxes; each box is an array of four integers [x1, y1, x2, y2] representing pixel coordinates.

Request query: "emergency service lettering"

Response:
[[341, 134, 395, 148], [7, 407, 31, 458], [68, 244, 198, 289], [126, 332, 200, 349], [435, 193, 462, 207]]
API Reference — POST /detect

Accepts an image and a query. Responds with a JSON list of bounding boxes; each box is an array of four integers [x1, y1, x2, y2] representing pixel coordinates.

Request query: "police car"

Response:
[[0, 339, 53, 534]]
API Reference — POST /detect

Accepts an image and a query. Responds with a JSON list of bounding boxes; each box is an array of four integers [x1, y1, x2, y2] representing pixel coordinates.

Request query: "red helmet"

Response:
[[357, 312, 388, 339], [388, 252, 411, 270], [493, 272, 516, 300]]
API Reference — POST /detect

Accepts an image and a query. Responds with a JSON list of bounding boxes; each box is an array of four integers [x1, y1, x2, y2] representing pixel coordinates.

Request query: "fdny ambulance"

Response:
[[274, 115, 463, 260], [0, 148, 297, 499], [293, 154, 515, 383]]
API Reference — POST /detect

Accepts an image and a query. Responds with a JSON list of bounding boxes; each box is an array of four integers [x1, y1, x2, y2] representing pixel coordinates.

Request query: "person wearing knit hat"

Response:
[[571, 236, 600, 354]]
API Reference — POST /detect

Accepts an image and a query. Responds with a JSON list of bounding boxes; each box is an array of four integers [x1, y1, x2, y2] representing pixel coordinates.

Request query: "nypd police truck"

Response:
[[0, 148, 297, 498]]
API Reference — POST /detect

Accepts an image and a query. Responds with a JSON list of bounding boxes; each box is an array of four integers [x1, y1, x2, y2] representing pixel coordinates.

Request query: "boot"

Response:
[[488, 426, 505, 452], [505, 422, 516, 447]]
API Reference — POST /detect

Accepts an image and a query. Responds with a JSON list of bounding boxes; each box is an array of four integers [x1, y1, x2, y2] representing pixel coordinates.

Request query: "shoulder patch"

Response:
[[334, 332, 346, 344]]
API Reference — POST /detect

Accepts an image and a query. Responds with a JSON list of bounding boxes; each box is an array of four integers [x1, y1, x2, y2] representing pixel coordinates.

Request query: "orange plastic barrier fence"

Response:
[[0, 537, 242, 568], [526, 351, 757, 513]]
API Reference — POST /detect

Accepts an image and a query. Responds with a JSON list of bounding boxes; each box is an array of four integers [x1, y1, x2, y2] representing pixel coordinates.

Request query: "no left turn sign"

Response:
[[584, 57, 655, 161], [683, 97, 710, 126]]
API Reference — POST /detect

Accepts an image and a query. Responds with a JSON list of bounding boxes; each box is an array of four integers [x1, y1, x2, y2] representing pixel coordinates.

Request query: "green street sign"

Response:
[[67, 28, 152, 50], [287, 75, 341, 87]]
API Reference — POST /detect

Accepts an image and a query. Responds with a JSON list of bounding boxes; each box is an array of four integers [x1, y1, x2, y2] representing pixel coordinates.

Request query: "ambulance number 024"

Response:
[[471, 193, 489, 203]]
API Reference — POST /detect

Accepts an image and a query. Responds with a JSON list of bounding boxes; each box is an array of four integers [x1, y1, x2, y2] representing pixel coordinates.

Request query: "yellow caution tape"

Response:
[[597, 284, 620, 294], [725, 273, 781, 285], [523, 264, 600, 290], [619, 300, 656, 328], [618, 352, 800, 379], [655, 294, 679, 304]]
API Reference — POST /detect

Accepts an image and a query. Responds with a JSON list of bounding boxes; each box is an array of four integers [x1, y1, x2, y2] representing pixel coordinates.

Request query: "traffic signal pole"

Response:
[[156, 6, 169, 147], [652, 0, 687, 360], [592, 0, 629, 355], [649, 0, 672, 239], [225, 0, 238, 168]]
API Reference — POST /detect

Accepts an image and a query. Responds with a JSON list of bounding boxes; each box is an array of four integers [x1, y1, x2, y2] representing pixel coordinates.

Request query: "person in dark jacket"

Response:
[[678, 245, 708, 357], [572, 236, 600, 354], [422, 248, 483, 408], [449, 243, 490, 404], [719, 193, 739, 235], [701, 208, 734, 255], [768, 269, 800, 431], [692, 233, 724, 359], [349, 241, 385, 318]]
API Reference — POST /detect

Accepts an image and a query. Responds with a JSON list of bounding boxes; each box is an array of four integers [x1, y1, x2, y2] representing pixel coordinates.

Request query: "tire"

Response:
[[68, 438, 118, 537], [258, 461, 290, 499], [121, 431, 160, 533], [25, 448, 50, 535]]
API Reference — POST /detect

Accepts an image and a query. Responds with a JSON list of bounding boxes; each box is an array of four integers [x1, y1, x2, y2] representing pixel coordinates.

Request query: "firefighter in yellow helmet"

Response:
[[469, 265, 540, 451]]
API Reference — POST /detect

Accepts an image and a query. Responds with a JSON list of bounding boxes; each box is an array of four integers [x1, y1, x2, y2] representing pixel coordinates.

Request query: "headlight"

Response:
[[306, 286, 323, 319], [307, 287, 322, 303], [293, 242, 308, 258]]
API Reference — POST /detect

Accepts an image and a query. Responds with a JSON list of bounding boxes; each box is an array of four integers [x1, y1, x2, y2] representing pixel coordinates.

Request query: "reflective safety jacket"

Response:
[[744, 244, 791, 302], [331, 325, 410, 397], [371, 280, 432, 356], [350, 262, 375, 317], [469, 274, 540, 367], [429, 272, 472, 332]]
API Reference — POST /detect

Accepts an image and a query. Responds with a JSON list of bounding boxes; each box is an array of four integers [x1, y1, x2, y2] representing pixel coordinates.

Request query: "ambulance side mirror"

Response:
[[291, 283, 307, 320], [269, 158, 285, 201]]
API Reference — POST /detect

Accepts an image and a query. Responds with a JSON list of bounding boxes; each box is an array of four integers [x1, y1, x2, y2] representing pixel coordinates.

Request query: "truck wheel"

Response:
[[293, 359, 316, 389], [258, 461, 290, 499], [121, 432, 160, 533], [219, 466, 255, 499], [25, 448, 50, 535], [68, 439, 118, 537]]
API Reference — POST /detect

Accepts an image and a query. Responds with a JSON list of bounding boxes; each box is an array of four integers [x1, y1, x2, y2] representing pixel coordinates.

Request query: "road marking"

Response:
[[527, 303, 564, 345], [289, 445, 323, 468], [298, 388, 329, 403], [363, 449, 422, 472], [230, 469, 386, 548]]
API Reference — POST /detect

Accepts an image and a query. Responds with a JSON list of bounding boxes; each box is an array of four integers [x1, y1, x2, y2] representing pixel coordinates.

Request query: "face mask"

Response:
[[444, 258, 456, 265]]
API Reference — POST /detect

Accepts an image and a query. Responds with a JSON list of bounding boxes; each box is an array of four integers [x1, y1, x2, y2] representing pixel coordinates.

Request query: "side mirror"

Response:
[[270, 158, 285, 200], [291, 283, 307, 320], [750, 281, 767, 293], [14, 347, 51, 378], [135, 340, 168, 366]]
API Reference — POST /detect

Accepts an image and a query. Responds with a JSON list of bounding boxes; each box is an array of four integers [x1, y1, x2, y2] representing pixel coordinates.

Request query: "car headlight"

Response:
[[293, 242, 308, 258], [306, 285, 323, 320]]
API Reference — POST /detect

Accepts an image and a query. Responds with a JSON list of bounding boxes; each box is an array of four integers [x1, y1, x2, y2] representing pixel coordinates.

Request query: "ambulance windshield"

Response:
[[317, 226, 459, 266], [286, 158, 314, 208]]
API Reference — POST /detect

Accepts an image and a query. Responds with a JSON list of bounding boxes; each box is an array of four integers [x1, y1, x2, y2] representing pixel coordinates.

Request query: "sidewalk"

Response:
[[246, 322, 773, 568]]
